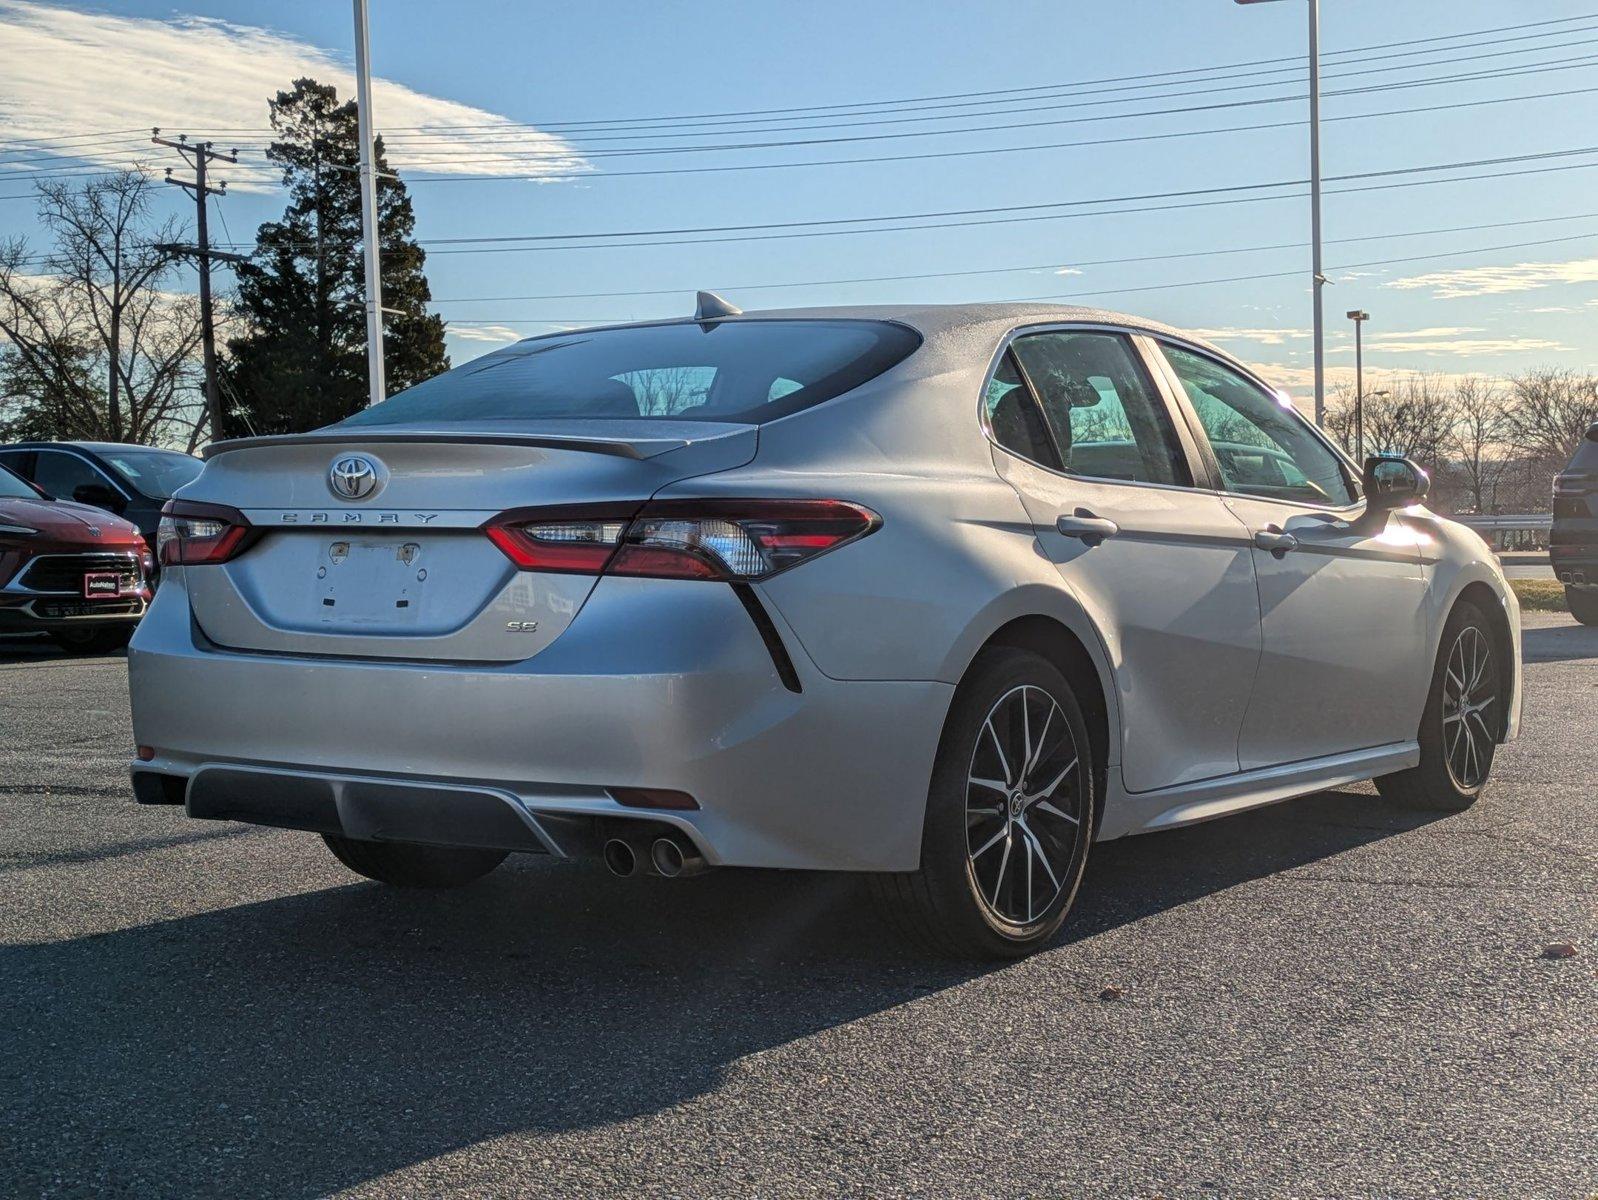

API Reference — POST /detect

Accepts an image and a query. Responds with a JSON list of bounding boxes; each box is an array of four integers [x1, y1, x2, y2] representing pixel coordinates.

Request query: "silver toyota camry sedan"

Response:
[[128, 299, 1522, 958]]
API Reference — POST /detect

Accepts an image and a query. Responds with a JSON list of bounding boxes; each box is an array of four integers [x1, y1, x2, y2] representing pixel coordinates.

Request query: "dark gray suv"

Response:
[[1551, 422, 1598, 625], [0, 442, 202, 542]]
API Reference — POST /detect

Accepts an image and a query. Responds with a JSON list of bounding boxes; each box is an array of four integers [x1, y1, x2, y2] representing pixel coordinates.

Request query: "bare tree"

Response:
[[1445, 376, 1511, 515], [1504, 368, 1598, 465], [0, 171, 208, 448], [1357, 374, 1457, 468]]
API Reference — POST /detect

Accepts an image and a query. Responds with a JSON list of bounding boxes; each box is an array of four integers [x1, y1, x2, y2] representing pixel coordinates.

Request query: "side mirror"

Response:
[[1361, 455, 1429, 513], [72, 482, 126, 514]]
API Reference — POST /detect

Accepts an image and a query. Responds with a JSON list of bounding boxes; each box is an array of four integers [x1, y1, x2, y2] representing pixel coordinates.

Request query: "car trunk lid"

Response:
[[180, 421, 756, 662]]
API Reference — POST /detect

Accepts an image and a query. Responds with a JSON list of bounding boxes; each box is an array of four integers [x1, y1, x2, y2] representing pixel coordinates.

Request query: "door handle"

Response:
[[1055, 511, 1120, 546], [1253, 527, 1298, 556]]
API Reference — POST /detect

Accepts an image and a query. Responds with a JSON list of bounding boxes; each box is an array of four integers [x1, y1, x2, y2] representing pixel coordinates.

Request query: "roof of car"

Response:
[[4, 440, 190, 455], [515, 301, 1233, 362]]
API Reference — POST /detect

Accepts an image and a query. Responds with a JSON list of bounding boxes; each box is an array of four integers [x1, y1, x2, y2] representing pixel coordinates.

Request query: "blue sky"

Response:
[[3, 0, 1596, 396]]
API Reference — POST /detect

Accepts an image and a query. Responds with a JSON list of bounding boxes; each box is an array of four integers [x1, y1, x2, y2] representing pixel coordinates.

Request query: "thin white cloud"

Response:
[[450, 323, 525, 344], [1385, 256, 1598, 299], [0, 1, 589, 192], [1365, 335, 1565, 355], [1189, 326, 1312, 347], [1053, 267, 1084, 276]]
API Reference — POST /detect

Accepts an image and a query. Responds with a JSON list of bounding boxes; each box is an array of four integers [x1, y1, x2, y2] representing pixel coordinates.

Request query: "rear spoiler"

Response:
[[203, 423, 755, 462]]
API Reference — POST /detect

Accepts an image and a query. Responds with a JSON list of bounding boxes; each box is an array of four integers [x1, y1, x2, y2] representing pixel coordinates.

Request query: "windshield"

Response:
[[100, 448, 203, 499], [334, 319, 921, 428], [0, 465, 43, 500]]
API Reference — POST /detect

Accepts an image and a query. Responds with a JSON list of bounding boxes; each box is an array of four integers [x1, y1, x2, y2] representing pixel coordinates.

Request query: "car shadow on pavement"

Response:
[[0, 634, 127, 663], [1, 787, 1442, 1197]]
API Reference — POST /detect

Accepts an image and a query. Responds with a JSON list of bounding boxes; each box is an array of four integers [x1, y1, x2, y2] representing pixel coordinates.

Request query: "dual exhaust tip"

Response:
[[603, 831, 707, 879]]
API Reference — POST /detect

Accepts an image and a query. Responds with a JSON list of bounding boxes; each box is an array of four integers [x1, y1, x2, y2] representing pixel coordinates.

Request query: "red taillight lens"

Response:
[[484, 499, 878, 581], [156, 500, 256, 566]]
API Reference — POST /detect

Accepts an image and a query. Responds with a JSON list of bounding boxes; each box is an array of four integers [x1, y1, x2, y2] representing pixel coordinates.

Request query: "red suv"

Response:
[[0, 462, 152, 652]]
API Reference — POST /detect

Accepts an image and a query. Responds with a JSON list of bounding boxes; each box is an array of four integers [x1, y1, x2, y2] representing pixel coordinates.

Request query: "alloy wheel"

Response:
[[1441, 625, 1495, 791], [964, 684, 1084, 926]]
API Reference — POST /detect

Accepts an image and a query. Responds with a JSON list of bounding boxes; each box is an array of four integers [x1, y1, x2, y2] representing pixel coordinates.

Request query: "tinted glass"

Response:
[[0, 464, 41, 500], [32, 451, 107, 501], [985, 349, 1059, 467], [335, 319, 921, 428], [100, 448, 203, 498], [1012, 332, 1189, 486], [1162, 344, 1356, 505]]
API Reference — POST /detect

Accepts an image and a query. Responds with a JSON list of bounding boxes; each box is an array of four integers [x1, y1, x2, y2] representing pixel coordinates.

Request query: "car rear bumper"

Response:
[[1549, 541, 1598, 587], [128, 571, 952, 871]]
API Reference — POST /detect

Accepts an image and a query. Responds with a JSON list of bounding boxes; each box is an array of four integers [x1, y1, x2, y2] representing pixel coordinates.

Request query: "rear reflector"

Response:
[[610, 787, 699, 811], [484, 499, 878, 582]]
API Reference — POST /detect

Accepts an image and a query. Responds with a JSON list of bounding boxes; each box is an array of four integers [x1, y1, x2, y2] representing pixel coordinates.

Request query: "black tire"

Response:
[[47, 625, 132, 655], [322, 835, 507, 888], [1376, 600, 1502, 812], [1567, 587, 1598, 626], [873, 647, 1096, 960]]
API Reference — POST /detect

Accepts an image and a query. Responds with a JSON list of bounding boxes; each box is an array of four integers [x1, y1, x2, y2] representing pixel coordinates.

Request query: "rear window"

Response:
[[335, 319, 921, 428], [100, 448, 203, 499]]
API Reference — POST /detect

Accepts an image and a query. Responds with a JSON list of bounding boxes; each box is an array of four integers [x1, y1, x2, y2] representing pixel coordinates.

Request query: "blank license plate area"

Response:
[[318, 538, 427, 627]]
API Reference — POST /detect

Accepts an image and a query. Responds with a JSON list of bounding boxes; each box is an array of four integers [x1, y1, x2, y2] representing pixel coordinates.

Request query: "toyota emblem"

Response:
[[328, 454, 387, 501]]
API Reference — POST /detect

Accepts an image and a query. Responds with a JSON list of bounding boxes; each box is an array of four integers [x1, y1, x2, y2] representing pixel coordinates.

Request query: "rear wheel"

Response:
[[322, 835, 507, 888], [47, 625, 132, 654], [1567, 587, 1598, 626], [1376, 600, 1501, 811], [874, 648, 1096, 960]]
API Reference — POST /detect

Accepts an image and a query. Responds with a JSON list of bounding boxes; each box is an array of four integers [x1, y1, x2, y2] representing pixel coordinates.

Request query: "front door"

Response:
[[1155, 341, 1429, 770], [985, 328, 1263, 794]]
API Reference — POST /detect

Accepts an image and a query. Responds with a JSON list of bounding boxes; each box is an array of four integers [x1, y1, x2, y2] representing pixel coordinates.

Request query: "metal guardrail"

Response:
[[1454, 514, 1553, 553], [1454, 514, 1554, 532]]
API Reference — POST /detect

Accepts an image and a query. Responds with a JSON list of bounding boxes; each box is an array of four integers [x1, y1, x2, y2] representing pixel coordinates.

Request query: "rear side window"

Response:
[[335, 319, 921, 428], [1002, 331, 1191, 486]]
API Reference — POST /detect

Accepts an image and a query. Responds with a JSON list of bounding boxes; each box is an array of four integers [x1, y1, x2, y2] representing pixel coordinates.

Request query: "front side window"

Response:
[[335, 319, 921, 428], [0, 464, 42, 500], [1010, 331, 1190, 486], [1161, 343, 1356, 506]]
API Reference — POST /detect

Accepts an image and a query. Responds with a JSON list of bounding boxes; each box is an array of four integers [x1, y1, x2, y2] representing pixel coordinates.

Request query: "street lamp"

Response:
[[1346, 309, 1368, 460], [1236, 0, 1325, 428]]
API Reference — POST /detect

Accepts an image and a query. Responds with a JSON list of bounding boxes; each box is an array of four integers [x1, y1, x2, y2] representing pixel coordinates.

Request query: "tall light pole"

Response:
[[352, 0, 386, 406], [1347, 309, 1369, 461], [1236, 0, 1325, 426]]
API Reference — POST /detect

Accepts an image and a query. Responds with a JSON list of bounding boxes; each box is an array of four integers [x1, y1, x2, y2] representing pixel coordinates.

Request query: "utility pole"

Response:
[[152, 130, 244, 441], [352, 0, 386, 406], [1347, 309, 1368, 461], [1235, 0, 1326, 426]]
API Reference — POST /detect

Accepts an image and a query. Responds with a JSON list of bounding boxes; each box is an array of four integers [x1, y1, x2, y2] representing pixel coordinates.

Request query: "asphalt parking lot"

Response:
[[2, 614, 1594, 1199]]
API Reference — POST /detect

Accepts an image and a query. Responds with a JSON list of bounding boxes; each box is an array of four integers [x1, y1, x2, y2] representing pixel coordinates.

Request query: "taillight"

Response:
[[156, 500, 256, 566], [484, 499, 878, 581]]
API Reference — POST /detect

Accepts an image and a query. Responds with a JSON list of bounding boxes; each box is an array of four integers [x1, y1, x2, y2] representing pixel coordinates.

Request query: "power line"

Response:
[[435, 228, 1598, 325], [6, 11, 1593, 161], [376, 9, 1598, 133], [396, 84, 1598, 183], [3, 56, 1591, 190], [426, 211, 1598, 304], [382, 147, 1598, 248]]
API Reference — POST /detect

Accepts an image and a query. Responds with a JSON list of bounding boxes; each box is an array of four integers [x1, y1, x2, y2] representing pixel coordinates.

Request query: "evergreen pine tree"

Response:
[[223, 78, 448, 436]]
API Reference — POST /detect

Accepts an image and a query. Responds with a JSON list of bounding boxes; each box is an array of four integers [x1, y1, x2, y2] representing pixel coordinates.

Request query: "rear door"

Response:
[[986, 326, 1262, 794], [1152, 341, 1429, 769]]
